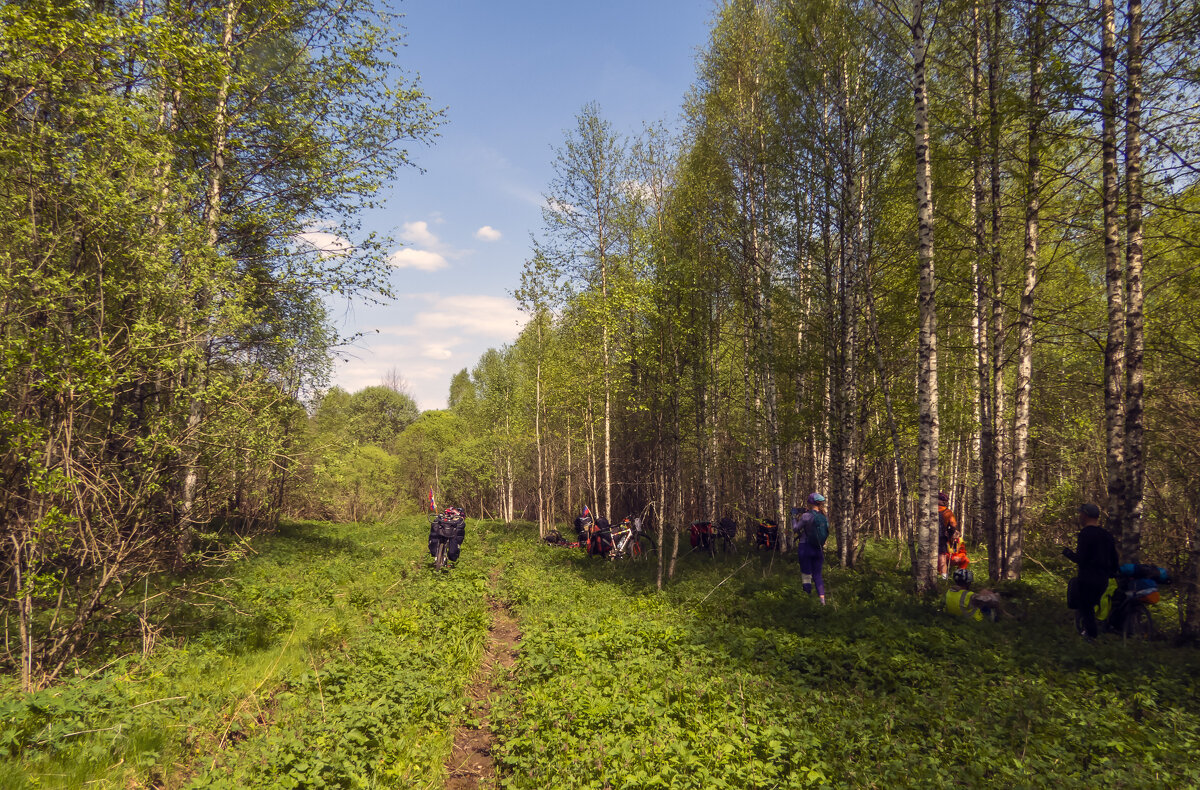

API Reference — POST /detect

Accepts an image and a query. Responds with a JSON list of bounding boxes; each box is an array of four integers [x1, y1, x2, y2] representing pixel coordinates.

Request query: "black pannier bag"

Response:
[[755, 519, 779, 549], [432, 511, 465, 540], [574, 513, 593, 544]]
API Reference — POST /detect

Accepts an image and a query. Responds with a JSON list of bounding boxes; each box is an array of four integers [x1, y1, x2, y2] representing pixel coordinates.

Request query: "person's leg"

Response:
[[798, 545, 814, 593], [937, 552, 949, 577], [812, 552, 826, 604], [1078, 576, 1106, 639]]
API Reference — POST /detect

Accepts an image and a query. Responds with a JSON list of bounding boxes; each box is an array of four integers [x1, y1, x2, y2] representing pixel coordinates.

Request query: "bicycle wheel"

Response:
[[434, 540, 448, 570], [631, 534, 656, 559], [717, 534, 736, 556], [1122, 603, 1155, 641]]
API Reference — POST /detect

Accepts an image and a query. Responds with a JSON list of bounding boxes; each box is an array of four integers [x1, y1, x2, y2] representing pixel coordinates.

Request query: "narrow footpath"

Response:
[[444, 569, 520, 789]]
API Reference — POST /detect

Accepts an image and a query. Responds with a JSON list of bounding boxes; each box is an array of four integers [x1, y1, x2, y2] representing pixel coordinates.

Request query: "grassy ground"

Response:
[[0, 518, 492, 789], [2, 519, 1197, 789], [489, 528, 1200, 789]]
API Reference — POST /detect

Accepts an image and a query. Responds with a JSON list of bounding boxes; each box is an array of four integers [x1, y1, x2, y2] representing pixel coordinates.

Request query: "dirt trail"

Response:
[[444, 570, 520, 789]]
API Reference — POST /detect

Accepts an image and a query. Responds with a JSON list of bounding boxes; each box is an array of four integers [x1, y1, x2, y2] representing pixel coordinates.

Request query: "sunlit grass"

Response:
[[491, 523, 1200, 789], [0, 518, 494, 789]]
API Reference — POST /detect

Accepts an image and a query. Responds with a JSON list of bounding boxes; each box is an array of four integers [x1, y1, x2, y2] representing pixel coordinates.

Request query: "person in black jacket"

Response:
[[1063, 502, 1119, 640]]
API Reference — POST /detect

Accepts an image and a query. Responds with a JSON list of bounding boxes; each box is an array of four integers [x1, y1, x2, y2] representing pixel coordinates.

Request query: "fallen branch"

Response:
[[695, 558, 755, 608]]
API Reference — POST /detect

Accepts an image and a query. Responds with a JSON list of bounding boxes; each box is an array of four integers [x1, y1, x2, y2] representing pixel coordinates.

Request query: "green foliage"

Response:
[[4, 520, 1199, 788], [491, 527, 1200, 788], [0, 518, 491, 789], [0, 0, 441, 684], [311, 445, 403, 523]]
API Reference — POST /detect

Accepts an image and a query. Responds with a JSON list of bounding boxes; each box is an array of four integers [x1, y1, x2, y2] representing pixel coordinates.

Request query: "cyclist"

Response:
[[937, 491, 959, 579], [795, 493, 829, 605], [1062, 502, 1119, 641]]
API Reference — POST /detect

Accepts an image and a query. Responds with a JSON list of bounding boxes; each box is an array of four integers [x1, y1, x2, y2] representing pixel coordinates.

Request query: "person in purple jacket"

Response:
[[793, 493, 830, 605]]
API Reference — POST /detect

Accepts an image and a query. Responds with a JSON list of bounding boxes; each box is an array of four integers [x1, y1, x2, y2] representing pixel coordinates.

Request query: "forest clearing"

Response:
[[2, 517, 1197, 789], [6, 0, 1200, 786]]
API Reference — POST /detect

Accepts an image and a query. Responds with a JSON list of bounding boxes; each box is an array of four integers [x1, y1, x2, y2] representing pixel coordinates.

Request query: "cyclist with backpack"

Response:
[[793, 493, 830, 605]]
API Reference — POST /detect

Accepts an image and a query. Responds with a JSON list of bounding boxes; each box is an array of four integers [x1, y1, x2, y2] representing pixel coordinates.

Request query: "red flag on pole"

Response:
[[428, 488, 436, 513]]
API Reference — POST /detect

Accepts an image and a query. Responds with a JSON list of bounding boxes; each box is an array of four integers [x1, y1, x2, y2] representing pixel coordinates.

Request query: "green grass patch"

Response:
[[0, 517, 494, 789], [490, 528, 1200, 789]]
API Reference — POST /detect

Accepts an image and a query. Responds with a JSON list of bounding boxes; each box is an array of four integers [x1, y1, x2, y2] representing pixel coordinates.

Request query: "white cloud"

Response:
[[474, 225, 503, 242], [389, 218, 472, 273], [296, 230, 353, 257], [329, 293, 530, 410], [544, 197, 577, 215], [415, 295, 528, 337], [620, 178, 655, 203], [399, 220, 440, 248], [388, 248, 448, 272]]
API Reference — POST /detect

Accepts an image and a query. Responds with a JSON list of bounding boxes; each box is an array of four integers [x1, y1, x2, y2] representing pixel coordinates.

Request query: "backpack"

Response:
[[802, 512, 829, 547]]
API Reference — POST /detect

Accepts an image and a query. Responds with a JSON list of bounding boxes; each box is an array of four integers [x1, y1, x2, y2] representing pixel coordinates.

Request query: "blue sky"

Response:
[[323, 0, 717, 409]]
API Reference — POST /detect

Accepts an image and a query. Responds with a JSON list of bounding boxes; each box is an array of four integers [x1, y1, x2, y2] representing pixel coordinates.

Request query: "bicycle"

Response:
[[429, 508, 464, 570], [712, 521, 738, 556], [609, 517, 656, 561], [1074, 565, 1169, 641]]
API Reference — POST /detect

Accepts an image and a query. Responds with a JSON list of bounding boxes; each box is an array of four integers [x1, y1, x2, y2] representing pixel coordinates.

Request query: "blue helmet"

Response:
[[807, 493, 826, 505]]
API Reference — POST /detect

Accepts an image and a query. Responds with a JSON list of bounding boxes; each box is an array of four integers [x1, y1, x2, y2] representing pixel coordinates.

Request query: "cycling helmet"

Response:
[[952, 568, 974, 587], [807, 492, 826, 505]]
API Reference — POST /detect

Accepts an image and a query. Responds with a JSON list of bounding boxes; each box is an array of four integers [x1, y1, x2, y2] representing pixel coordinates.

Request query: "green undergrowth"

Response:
[[0, 517, 495, 789], [489, 527, 1200, 789]]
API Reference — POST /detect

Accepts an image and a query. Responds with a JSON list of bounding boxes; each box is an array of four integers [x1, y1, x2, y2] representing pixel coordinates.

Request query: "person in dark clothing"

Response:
[[1063, 502, 1119, 640]]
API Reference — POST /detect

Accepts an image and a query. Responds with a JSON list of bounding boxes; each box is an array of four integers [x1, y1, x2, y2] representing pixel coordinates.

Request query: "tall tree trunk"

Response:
[[1011, 0, 1043, 581], [973, 0, 996, 559], [566, 414, 573, 518], [179, 0, 236, 568], [988, 0, 1008, 578], [1122, 0, 1145, 562], [1182, 506, 1200, 643], [912, 0, 940, 592], [1101, 0, 1127, 531], [535, 348, 545, 536], [866, 274, 912, 561]]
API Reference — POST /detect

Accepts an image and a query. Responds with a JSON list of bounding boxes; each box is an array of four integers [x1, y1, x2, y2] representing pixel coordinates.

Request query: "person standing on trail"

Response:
[[1063, 503, 1119, 641], [937, 491, 959, 579], [794, 493, 829, 605]]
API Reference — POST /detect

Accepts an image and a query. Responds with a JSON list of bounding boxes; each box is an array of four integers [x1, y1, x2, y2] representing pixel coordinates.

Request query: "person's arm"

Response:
[[1062, 531, 1082, 564]]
